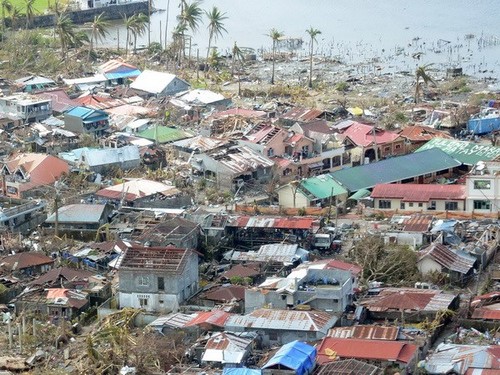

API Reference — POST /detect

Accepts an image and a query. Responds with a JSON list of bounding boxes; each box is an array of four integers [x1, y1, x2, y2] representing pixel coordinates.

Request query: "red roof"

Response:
[[341, 122, 400, 147], [223, 264, 260, 279], [203, 285, 246, 302], [316, 337, 418, 364], [402, 214, 434, 232], [1, 252, 54, 271], [185, 310, 231, 328], [371, 183, 466, 202], [399, 125, 452, 142], [324, 259, 362, 276], [471, 308, 500, 320], [228, 216, 316, 230], [35, 89, 78, 113], [282, 107, 325, 122]]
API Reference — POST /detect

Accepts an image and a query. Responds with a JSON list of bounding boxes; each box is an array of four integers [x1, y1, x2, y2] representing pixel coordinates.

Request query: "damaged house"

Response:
[[118, 245, 199, 312]]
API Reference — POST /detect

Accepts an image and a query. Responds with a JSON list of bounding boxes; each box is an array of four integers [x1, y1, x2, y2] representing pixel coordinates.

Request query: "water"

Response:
[[105, 0, 500, 78]]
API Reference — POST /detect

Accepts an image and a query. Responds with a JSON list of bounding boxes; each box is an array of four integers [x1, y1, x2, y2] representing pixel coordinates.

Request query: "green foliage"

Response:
[[335, 81, 349, 92], [297, 207, 307, 216], [148, 41, 163, 54]]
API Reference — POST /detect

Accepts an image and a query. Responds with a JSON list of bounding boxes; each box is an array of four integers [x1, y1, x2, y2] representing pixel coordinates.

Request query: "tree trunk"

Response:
[[308, 38, 313, 88], [271, 41, 275, 84], [205, 34, 212, 72]]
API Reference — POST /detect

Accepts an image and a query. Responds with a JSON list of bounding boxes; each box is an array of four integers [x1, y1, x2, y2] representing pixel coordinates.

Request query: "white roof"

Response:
[[174, 89, 226, 105], [98, 178, 177, 198], [130, 70, 179, 94], [63, 74, 107, 86]]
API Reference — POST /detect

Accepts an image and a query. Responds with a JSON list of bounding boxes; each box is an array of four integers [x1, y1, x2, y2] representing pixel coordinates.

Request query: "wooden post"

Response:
[[7, 318, 13, 348]]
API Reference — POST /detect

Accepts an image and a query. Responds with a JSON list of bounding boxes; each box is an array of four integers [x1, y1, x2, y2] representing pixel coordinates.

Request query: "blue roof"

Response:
[[223, 368, 262, 375], [262, 341, 316, 375], [105, 69, 142, 80], [65, 106, 108, 120]]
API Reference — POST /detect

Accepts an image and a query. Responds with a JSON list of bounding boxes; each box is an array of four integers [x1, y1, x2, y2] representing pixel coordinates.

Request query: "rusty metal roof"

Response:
[[228, 215, 317, 230], [226, 308, 337, 333], [419, 243, 475, 274], [371, 183, 466, 203], [316, 359, 381, 375], [202, 285, 246, 302], [185, 310, 232, 328], [328, 325, 399, 341], [119, 246, 193, 272], [402, 214, 435, 232], [362, 288, 457, 312], [1, 252, 54, 271], [282, 107, 325, 122]]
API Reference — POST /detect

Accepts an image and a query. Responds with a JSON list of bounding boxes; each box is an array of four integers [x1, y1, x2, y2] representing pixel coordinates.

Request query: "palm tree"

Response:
[[131, 13, 148, 54], [24, 0, 37, 29], [204, 6, 227, 72], [177, 0, 202, 60], [232, 42, 244, 96], [268, 28, 283, 84], [414, 63, 436, 104], [56, 13, 76, 59], [9, 5, 20, 30], [306, 27, 321, 88], [171, 22, 187, 67], [1, 0, 12, 34], [88, 12, 109, 59]]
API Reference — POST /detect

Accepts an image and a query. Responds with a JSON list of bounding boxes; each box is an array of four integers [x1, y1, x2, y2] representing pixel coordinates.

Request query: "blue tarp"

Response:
[[262, 341, 316, 375], [223, 368, 262, 375]]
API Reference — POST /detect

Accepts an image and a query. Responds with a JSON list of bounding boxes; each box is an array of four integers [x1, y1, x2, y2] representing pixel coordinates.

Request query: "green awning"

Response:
[[348, 188, 371, 200]]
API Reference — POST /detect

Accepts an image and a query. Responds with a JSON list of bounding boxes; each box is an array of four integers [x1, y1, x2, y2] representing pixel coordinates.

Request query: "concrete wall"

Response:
[[10, 1, 149, 29], [417, 257, 442, 275], [375, 198, 465, 212]]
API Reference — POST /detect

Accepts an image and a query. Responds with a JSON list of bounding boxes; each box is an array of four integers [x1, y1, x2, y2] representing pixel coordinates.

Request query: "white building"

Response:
[[466, 159, 500, 214]]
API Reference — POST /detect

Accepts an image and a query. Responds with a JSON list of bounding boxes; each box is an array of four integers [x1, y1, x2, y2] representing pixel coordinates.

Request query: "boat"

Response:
[[467, 107, 500, 135]]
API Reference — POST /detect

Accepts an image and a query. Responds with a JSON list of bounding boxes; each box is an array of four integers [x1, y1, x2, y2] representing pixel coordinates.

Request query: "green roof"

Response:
[[416, 138, 500, 166], [298, 175, 347, 200], [330, 148, 461, 192], [137, 126, 191, 144], [348, 188, 371, 200]]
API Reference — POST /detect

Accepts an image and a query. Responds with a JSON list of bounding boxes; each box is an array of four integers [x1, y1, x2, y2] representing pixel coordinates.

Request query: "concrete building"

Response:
[[0, 94, 52, 123], [130, 70, 190, 97], [465, 159, 500, 214], [118, 245, 198, 313], [64, 106, 110, 136]]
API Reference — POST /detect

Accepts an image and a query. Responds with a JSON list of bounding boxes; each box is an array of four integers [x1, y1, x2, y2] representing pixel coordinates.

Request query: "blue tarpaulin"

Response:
[[223, 368, 262, 375], [262, 341, 316, 375]]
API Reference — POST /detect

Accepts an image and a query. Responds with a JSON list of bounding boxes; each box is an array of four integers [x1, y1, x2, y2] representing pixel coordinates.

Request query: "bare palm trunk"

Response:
[[308, 38, 314, 88], [205, 34, 212, 72], [164, 0, 169, 50], [271, 41, 276, 84]]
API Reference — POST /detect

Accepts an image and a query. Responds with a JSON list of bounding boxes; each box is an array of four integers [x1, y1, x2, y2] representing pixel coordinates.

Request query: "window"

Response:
[[474, 200, 491, 210], [158, 277, 165, 291], [445, 201, 459, 211], [138, 276, 149, 286], [474, 180, 491, 190], [429, 201, 436, 210], [378, 200, 391, 209], [400, 202, 405, 209], [139, 298, 148, 307], [424, 173, 433, 178], [267, 148, 274, 157], [418, 203, 423, 207], [409, 202, 414, 207], [332, 156, 341, 167]]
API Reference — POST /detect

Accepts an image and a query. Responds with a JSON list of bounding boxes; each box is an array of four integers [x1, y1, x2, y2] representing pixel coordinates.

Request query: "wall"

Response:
[[11, 1, 149, 28], [64, 115, 84, 134], [417, 257, 442, 275], [277, 185, 310, 209], [466, 174, 499, 213]]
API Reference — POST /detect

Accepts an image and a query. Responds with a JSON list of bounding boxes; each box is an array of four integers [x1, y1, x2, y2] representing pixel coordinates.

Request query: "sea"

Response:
[[105, 0, 500, 79]]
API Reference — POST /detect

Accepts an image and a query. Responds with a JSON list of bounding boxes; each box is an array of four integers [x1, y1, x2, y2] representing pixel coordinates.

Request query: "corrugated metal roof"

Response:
[[185, 310, 232, 328], [341, 122, 400, 147], [316, 337, 418, 365], [96, 178, 178, 201], [316, 359, 381, 375], [371, 183, 466, 202], [328, 326, 399, 341], [419, 243, 475, 274], [282, 107, 324, 122], [424, 343, 500, 374], [120, 246, 192, 272], [362, 288, 456, 312], [130, 70, 188, 94], [148, 312, 196, 329], [175, 89, 225, 105], [330, 149, 462, 192], [402, 214, 434, 232], [172, 135, 230, 152], [416, 138, 500, 166], [1, 252, 54, 270], [399, 125, 452, 142], [298, 174, 348, 200], [45, 204, 107, 224], [202, 332, 254, 364], [225, 308, 336, 333], [228, 216, 316, 230], [209, 145, 274, 174], [138, 126, 191, 144], [229, 244, 308, 265], [471, 308, 500, 320]]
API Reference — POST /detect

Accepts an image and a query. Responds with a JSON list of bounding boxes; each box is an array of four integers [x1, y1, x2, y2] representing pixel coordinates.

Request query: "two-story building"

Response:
[[245, 267, 353, 314], [64, 106, 110, 137], [0, 94, 52, 123], [118, 245, 199, 313], [465, 159, 500, 214]]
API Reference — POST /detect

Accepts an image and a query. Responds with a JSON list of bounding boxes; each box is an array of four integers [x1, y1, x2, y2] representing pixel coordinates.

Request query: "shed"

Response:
[[262, 340, 316, 375], [223, 368, 262, 375]]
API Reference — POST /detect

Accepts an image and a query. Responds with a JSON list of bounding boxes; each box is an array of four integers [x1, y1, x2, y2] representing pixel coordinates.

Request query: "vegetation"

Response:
[[267, 28, 283, 85], [305, 26, 321, 88], [414, 63, 436, 104], [88, 12, 109, 59], [204, 6, 227, 72], [348, 235, 419, 286]]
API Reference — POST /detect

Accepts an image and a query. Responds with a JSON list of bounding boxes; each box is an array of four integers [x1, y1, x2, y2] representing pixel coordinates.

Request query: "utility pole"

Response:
[[371, 125, 379, 162]]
